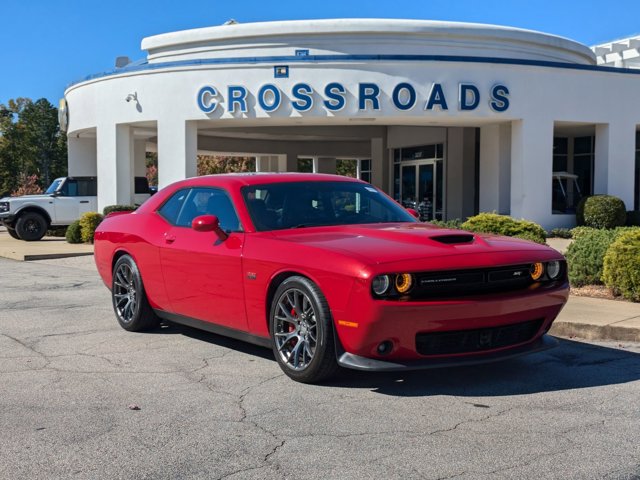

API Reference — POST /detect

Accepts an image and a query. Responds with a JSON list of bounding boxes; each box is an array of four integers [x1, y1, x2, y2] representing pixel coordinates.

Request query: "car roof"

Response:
[[169, 172, 365, 189]]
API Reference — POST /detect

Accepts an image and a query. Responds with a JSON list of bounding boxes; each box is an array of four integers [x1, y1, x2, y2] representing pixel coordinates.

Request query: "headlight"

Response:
[[547, 261, 561, 280], [530, 262, 544, 281], [372, 275, 391, 296], [395, 273, 414, 294], [0, 202, 9, 213]]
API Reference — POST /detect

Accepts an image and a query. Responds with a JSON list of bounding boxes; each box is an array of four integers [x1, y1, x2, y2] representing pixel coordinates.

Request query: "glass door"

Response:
[[400, 161, 441, 221]]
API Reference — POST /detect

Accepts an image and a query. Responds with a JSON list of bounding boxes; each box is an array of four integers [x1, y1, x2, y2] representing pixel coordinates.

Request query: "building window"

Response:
[[573, 136, 594, 197], [358, 159, 371, 183], [552, 135, 594, 214], [298, 158, 313, 173]]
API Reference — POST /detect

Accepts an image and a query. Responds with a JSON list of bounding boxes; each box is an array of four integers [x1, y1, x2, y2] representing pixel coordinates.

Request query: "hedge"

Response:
[[626, 210, 640, 227], [65, 220, 82, 244], [602, 229, 640, 302], [103, 204, 136, 216], [460, 213, 546, 244], [576, 195, 627, 229], [565, 227, 639, 287], [79, 212, 104, 244]]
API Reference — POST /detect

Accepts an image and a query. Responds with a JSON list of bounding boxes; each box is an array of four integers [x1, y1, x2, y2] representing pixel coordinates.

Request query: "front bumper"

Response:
[[333, 281, 569, 362], [337, 334, 558, 371]]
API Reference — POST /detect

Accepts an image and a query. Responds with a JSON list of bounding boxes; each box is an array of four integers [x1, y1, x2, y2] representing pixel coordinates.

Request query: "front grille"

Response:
[[410, 264, 535, 299], [415, 318, 543, 356]]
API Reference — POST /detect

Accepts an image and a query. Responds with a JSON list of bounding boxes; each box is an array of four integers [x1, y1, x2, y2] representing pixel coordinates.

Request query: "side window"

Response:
[[202, 189, 241, 232], [77, 178, 97, 196], [158, 189, 190, 225], [62, 179, 78, 196], [161, 187, 241, 231]]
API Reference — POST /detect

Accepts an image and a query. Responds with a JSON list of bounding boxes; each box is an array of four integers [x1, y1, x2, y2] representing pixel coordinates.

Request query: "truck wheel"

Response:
[[6, 227, 21, 240], [15, 212, 48, 241]]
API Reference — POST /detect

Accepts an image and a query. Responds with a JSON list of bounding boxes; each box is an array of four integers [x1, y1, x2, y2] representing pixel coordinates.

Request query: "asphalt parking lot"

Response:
[[1, 256, 639, 480]]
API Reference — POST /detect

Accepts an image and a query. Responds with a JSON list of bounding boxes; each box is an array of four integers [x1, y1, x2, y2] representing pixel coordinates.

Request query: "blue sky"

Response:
[[1, 0, 638, 106]]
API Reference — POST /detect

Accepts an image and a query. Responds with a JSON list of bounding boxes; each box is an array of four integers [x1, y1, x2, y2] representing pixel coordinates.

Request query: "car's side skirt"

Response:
[[153, 309, 272, 349]]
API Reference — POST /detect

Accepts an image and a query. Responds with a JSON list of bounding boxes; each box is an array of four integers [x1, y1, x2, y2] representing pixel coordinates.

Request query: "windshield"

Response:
[[45, 178, 64, 195], [242, 181, 417, 231]]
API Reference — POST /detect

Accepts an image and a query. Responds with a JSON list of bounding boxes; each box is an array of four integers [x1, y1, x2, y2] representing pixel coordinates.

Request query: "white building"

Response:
[[62, 19, 640, 229]]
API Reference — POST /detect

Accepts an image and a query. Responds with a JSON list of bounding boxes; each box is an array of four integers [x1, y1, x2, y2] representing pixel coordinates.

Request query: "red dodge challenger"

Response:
[[94, 173, 569, 383]]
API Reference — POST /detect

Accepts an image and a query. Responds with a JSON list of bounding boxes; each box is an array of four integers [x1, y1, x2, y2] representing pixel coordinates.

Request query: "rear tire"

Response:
[[15, 212, 48, 241], [111, 255, 159, 332], [6, 227, 21, 240], [269, 276, 339, 383]]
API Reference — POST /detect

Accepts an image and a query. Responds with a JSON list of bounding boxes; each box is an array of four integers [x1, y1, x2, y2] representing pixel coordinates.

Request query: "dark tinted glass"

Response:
[[174, 187, 240, 231], [574, 136, 593, 155], [77, 178, 97, 196], [135, 177, 150, 194], [158, 189, 189, 225], [553, 137, 568, 155], [242, 181, 416, 231]]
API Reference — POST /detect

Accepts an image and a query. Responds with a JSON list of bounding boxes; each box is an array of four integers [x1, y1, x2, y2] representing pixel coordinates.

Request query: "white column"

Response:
[[371, 137, 388, 190], [510, 119, 554, 224], [133, 140, 147, 177], [479, 124, 511, 214], [96, 124, 134, 212], [67, 136, 97, 176], [157, 119, 197, 189], [315, 157, 336, 174], [595, 123, 636, 208]]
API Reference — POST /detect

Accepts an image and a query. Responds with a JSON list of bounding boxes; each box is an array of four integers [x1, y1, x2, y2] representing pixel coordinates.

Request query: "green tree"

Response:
[[0, 98, 67, 195]]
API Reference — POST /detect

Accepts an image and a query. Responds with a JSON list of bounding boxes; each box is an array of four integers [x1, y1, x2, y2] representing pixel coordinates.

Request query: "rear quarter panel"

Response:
[[94, 211, 170, 310]]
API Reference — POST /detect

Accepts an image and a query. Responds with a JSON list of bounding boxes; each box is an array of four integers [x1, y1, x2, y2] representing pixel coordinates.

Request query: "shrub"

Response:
[[564, 227, 638, 287], [461, 213, 546, 244], [66, 220, 83, 244], [626, 211, 640, 227], [570, 226, 593, 240], [79, 212, 104, 243], [577, 195, 626, 229], [103, 204, 136, 216], [602, 229, 640, 301], [428, 218, 463, 229], [549, 228, 572, 239]]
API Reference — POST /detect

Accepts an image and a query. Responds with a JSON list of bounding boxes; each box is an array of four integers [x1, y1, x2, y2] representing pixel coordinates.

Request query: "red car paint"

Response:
[[94, 173, 568, 368]]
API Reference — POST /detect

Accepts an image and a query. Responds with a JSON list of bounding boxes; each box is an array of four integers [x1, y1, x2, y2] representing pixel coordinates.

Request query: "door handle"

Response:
[[165, 234, 176, 244], [80, 201, 89, 204]]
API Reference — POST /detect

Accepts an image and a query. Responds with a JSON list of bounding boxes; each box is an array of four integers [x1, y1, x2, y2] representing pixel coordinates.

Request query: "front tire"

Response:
[[270, 276, 339, 383], [112, 255, 159, 332], [6, 227, 21, 240], [15, 212, 48, 241]]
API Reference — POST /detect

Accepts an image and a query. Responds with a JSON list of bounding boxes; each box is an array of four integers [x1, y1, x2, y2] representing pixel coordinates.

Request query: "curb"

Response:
[[550, 321, 640, 343]]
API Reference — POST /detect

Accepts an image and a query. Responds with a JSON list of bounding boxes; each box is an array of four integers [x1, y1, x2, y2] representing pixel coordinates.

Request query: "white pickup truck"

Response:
[[0, 176, 151, 241]]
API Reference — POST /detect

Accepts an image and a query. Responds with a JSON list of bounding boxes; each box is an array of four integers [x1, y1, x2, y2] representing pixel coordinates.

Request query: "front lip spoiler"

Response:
[[337, 335, 559, 372]]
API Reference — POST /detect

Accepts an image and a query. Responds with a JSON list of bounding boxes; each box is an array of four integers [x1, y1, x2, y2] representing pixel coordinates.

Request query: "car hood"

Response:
[[270, 223, 556, 265], [0, 194, 51, 202]]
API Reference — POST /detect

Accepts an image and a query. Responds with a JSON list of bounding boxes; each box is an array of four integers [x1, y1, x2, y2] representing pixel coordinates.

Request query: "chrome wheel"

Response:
[[113, 263, 137, 323], [274, 288, 317, 371]]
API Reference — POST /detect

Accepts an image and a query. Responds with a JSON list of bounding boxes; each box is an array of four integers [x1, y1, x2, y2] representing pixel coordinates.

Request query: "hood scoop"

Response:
[[431, 234, 475, 245]]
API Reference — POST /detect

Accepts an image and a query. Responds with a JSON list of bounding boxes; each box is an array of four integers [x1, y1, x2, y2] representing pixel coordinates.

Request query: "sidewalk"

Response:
[[0, 228, 93, 261], [551, 295, 640, 342]]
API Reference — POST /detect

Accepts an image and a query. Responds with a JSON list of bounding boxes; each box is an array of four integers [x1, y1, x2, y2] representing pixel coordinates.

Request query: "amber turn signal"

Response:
[[395, 273, 413, 293], [530, 262, 544, 281]]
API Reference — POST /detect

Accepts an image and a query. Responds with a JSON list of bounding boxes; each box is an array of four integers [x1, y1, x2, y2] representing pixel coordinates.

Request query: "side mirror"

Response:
[[406, 208, 420, 219], [192, 215, 228, 241]]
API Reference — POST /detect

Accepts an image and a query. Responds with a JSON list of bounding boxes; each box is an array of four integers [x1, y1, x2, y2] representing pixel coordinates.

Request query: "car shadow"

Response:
[[152, 323, 640, 397], [325, 338, 640, 397], [156, 321, 276, 361]]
